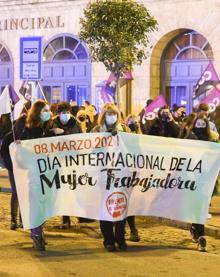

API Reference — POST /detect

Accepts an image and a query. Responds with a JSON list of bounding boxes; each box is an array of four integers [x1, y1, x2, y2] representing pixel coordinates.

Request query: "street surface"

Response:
[[0, 193, 220, 277]]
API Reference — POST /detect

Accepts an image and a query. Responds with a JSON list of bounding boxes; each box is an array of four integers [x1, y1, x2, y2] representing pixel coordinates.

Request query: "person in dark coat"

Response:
[[0, 101, 31, 230], [148, 105, 180, 138], [52, 101, 82, 229], [179, 114, 213, 252]]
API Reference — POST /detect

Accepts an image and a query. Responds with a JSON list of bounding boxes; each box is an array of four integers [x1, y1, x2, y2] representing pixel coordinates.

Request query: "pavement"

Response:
[[1, 168, 220, 239]]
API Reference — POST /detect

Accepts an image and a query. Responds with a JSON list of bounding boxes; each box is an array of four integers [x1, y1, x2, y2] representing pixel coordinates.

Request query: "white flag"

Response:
[[0, 85, 11, 116]]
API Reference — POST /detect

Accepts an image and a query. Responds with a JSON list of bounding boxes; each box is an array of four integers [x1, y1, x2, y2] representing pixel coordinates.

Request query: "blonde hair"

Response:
[[98, 103, 121, 126]]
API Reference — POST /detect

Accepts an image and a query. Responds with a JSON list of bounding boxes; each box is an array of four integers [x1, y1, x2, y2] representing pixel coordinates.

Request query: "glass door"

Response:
[[65, 83, 88, 106], [40, 84, 63, 103], [165, 84, 190, 114]]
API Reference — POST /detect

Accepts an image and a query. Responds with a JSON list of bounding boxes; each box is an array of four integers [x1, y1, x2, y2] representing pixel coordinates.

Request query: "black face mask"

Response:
[[161, 112, 170, 122], [78, 116, 86, 122], [128, 123, 137, 132]]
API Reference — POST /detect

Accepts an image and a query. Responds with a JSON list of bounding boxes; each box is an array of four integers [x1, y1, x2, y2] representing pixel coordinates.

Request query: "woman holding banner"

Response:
[[92, 103, 130, 252], [52, 101, 82, 229], [180, 108, 217, 252], [20, 99, 56, 251]]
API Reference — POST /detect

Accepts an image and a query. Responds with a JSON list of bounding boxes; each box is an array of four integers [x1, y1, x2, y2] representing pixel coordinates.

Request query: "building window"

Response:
[[164, 31, 213, 60], [43, 35, 88, 62], [0, 45, 11, 62]]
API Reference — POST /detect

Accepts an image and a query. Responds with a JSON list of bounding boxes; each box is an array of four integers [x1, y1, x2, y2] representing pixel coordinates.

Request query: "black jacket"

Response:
[[52, 116, 82, 135]]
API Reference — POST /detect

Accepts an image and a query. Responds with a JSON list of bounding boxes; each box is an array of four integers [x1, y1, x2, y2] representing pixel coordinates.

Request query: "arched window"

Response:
[[0, 42, 13, 94], [41, 34, 91, 105], [0, 44, 11, 62], [43, 35, 88, 62], [164, 31, 213, 60], [161, 31, 213, 114]]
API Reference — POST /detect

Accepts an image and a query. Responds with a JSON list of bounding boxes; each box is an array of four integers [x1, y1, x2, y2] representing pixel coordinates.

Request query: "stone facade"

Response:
[[0, 0, 220, 114]]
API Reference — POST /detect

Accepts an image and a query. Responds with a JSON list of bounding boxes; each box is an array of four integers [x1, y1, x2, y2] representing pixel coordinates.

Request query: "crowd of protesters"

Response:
[[0, 97, 219, 252]]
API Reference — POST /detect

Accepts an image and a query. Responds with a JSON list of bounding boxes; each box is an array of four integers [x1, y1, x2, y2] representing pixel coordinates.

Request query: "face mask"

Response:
[[195, 119, 207, 128], [60, 113, 71, 124], [161, 112, 170, 122], [78, 116, 86, 122], [128, 122, 137, 132], [105, 114, 117, 126], [40, 111, 51, 122]]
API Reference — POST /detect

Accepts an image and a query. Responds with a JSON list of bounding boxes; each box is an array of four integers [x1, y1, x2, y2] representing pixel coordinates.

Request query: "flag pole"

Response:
[[36, 81, 47, 101], [9, 99, 16, 142]]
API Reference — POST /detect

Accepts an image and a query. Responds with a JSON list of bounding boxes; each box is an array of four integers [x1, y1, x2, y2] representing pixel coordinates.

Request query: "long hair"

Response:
[[98, 102, 121, 126], [26, 100, 49, 128]]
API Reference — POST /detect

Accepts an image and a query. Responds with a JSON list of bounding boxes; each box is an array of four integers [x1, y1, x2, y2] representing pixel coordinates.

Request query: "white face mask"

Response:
[[60, 113, 71, 124], [195, 119, 207, 128], [105, 114, 117, 126], [40, 111, 51, 122]]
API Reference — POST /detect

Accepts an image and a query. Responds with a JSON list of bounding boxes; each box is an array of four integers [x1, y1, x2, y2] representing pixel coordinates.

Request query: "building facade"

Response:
[[0, 0, 220, 115]]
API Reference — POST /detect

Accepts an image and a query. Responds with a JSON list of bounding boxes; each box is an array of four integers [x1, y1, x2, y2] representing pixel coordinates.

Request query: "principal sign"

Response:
[[20, 36, 42, 80]]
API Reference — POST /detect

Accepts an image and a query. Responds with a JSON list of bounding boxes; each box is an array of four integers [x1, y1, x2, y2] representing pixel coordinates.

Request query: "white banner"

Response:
[[10, 132, 220, 229]]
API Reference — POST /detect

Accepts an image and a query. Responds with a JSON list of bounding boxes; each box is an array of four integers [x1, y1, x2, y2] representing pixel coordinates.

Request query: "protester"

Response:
[[148, 106, 180, 137], [126, 114, 142, 134], [198, 103, 218, 134], [172, 105, 186, 126], [179, 113, 215, 252], [92, 102, 130, 252], [178, 113, 198, 139], [0, 101, 31, 230], [52, 101, 82, 229], [76, 109, 92, 133], [139, 99, 153, 123], [20, 100, 55, 251]]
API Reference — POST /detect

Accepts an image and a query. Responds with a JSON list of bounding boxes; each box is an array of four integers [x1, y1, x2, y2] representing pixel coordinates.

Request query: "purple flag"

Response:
[[144, 95, 167, 120], [9, 84, 20, 105], [193, 61, 220, 98], [100, 82, 114, 103], [200, 87, 220, 112], [100, 73, 116, 104]]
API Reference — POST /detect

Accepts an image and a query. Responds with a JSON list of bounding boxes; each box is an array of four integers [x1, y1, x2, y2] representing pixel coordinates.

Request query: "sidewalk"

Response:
[[1, 168, 220, 238]]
